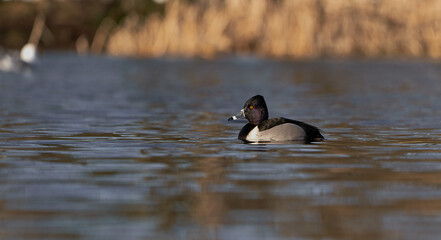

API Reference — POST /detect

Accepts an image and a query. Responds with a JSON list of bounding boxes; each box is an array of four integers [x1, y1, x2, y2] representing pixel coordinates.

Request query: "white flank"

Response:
[[246, 123, 306, 142]]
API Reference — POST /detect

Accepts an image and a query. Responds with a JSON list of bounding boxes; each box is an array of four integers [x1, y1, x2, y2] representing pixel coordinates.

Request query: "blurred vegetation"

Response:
[[3, 0, 441, 59], [0, 0, 164, 52], [108, 0, 441, 59]]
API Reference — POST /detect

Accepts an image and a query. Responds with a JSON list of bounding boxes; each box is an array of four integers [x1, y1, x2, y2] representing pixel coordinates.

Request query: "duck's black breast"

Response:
[[238, 123, 255, 141], [258, 117, 324, 141]]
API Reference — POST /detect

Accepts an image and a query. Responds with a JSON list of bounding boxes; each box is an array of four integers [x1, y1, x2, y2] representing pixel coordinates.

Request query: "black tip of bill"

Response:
[[228, 109, 245, 122]]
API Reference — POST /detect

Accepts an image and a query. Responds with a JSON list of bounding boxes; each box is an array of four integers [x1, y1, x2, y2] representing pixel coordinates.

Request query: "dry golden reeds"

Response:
[[106, 0, 441, 59]]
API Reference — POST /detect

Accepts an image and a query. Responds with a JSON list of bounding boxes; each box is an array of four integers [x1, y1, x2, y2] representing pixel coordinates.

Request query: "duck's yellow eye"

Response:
[[249, 106, 254, 109]]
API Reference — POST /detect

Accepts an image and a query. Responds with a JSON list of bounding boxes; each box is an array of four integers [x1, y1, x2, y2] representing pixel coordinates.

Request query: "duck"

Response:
[[228, 95, 324, 142]]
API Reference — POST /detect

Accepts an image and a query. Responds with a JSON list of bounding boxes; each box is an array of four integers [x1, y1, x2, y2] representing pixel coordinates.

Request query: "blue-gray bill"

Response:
[[228, 108, 245, 121]]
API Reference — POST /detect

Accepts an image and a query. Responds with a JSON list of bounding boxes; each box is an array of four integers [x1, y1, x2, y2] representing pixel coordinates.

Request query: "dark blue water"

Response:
[[1, 53, 441, 240]]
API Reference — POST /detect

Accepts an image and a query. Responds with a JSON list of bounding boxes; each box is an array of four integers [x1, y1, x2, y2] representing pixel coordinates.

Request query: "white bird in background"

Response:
[[0, 13, 44, 73], [0, 51, 15, 72], [20, 43, 37, 65], [0, 43, 37, 72]]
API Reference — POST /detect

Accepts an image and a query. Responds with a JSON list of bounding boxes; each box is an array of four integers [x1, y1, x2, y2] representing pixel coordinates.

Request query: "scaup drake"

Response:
[[228, 95, 324, 142]]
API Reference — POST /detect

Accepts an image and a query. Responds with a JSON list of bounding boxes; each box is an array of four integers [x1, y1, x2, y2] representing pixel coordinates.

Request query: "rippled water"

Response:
[[1, 54, 441, 240]]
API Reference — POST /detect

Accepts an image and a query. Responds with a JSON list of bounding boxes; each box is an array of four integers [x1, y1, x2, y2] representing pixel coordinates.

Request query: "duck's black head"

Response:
[[228, 95, 269, 125]]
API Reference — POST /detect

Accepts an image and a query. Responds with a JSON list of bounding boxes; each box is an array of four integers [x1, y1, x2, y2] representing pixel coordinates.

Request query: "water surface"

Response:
[[1, 54, 441, 240]]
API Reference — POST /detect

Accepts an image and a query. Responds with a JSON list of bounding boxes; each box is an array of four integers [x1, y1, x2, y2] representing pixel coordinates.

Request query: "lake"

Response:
[[1, 53, 441, 240]]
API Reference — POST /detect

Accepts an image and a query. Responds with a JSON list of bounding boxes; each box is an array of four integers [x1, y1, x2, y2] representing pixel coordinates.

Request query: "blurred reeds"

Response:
[[106, 0, 441, 59]]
